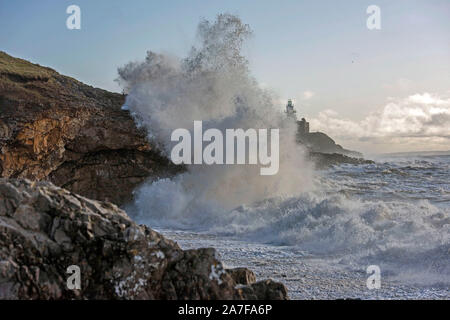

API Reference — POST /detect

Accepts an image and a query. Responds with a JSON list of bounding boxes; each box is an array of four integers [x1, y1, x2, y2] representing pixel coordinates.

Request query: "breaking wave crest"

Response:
[[118, 14, 314, 210], [129, 176, 449, 284]]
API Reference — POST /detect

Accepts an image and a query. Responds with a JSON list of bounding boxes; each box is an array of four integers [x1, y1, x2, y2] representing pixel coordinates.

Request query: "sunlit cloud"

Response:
[[309, 93, 450, 153], [302, 90, 315, 100]]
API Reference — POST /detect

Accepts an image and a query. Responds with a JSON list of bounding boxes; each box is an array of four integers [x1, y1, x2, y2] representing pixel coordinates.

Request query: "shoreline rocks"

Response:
[[227, 268, 257, 285], [0, 178, 288, 300], [298, 131, 363, 158], [309, 152, 374, 168]]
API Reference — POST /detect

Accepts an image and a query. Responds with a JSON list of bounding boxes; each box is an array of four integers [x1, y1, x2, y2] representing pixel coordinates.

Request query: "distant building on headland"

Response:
[[285, 99, 309, 136], [285, 99, 362, 157]]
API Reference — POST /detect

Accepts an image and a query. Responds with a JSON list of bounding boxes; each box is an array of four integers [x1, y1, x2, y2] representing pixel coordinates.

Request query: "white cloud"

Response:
[[407, 92, 449, 105], [302, 90, 315, 100], [309, 93, 450, 153]]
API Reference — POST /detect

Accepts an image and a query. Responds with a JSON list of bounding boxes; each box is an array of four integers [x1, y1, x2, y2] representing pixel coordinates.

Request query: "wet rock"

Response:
[[227, 267, 256, 285], [239, 280, 289, 300], [309, 152, 374, 168], [0, 178, 288, 300]]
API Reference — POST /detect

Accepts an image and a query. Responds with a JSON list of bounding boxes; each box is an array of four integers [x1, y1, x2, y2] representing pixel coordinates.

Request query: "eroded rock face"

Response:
[[0, 51, 180, 205], [227, 268, 256, 285], [239, 280, 289, 300], [0, 178, 288, 300]]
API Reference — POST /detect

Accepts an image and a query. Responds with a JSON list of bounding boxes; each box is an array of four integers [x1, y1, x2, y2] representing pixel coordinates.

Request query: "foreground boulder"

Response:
[[0, 51, 180, 205], [0, 178, 288, 300], [227, 267, 256, 285], [239, 280, 289, 300]]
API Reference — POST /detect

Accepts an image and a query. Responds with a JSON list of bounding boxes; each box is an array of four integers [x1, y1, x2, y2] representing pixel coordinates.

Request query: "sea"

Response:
[[130, 154, 450, 299]]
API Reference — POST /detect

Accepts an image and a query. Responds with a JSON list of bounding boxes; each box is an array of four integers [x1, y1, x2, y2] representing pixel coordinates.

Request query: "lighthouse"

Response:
[[285, 99, 297, 119], [285, 99, 310, 137]]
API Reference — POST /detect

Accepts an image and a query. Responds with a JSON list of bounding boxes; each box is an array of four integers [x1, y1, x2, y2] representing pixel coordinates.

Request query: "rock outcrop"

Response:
[[298, 132, 363, 158], [0, 178, 288, 300], [309, 152, 374, 168], [0, 51, 180, 206], [227, 267, 256, 285]]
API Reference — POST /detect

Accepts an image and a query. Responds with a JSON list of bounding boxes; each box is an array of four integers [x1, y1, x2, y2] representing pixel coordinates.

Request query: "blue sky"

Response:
[[1, 0, 449, 152]]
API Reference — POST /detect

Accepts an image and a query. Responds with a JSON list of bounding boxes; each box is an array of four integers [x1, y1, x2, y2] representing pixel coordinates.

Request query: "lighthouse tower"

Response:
[[285, 99, 310, 138], [285, 99, 297, 119]]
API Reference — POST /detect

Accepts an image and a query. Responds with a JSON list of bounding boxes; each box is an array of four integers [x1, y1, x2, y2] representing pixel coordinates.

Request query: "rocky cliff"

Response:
[[0, 51, 180, 206], [0, 178, 288, 299], [298, 132, 363, 158]]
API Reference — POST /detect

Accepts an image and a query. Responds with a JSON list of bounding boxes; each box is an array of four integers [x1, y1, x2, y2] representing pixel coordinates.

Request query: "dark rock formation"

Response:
[[0, 178, 288, 300], [298, 132, 363, 158], [239, 280, 289, 300], [309, 152, 374, 168], [227, 267, 256, 285], [0, 51, 180, 206]]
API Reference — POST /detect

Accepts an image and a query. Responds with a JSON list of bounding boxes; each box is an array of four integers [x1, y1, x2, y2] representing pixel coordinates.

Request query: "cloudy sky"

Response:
[[1, 0, 449, 154], [309, 92, 450, 154]]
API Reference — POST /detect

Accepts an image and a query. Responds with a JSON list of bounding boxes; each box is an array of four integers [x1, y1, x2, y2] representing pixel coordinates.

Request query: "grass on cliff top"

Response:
[[0, 51, 55, 80], [0, 51, 124, 105]]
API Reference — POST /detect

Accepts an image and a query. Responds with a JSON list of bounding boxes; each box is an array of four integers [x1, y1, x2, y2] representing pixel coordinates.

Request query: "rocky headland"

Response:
[[309, 152, 374, 169], [299, 132, 363, 158]]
